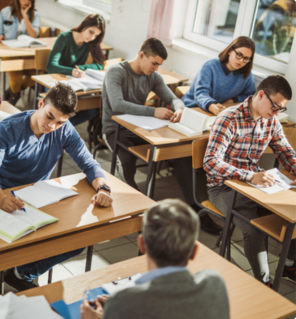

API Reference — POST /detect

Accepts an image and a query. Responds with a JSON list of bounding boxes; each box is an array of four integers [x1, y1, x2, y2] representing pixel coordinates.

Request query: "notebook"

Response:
[[2, 35, 46, 48], [117, 114, 170, 131], [15, 180, 78, 208], [168, 108, 216, 136], [0, 204, 58, 243]]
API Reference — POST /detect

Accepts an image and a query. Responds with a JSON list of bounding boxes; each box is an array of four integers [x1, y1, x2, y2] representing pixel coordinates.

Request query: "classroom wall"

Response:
[[36, 0, 296, 121]]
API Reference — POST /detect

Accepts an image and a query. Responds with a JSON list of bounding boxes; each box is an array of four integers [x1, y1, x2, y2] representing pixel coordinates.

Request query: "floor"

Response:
[[3, 88, 296, 318]]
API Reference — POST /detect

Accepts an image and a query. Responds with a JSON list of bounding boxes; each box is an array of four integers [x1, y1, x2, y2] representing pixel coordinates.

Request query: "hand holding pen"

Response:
[[11, 191, 26, 213]]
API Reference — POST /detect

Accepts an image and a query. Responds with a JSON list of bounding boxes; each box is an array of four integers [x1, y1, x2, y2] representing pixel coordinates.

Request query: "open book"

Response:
[[51, 69, 106, 92], [248, 168, 296, 194], [277, 112, 289, 124], [168, 108, 216, 136], [15, 180, 78, 208], [2, 35, 46, 48], [0, 204, 58, 243]]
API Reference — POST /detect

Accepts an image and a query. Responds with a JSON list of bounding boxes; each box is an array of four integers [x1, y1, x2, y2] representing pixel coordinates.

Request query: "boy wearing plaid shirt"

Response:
[[204, 75, 296, 284]]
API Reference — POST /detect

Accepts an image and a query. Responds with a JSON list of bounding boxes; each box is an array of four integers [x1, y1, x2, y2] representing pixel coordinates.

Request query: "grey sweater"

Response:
[[102, 61, 185, 134], [102, 269, 230, 319]]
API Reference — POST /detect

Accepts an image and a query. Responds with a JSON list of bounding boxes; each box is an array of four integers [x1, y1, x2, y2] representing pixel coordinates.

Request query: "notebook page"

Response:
[[2, 39, 28, 48], [66, 75, 103, 87], [180, 108, 208, 132], [34, 180, 78, 202], [0, 209, 31, 239], [117, 114, 170, 131], [85, 69, 105, 82], [15, 186, 57, 208]]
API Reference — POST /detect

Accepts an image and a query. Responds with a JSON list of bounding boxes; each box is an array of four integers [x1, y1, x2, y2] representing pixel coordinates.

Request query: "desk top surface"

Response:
[[18, 242, 296, 319], [0, 40, 112, 58], [0, 101, 21, 114], [225, 170, 296, 223], [0, 172, 154, 251]]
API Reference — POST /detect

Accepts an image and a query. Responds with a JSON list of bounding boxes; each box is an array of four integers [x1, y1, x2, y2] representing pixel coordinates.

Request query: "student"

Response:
[[204, 75, 296, 284], [46, 14, 105, 126], [1, 83, 112, 291], [182, 36, 256, 115], [81, 199, 230, 319], [0, 0, 39, 105], [102, 37, 221, 234]]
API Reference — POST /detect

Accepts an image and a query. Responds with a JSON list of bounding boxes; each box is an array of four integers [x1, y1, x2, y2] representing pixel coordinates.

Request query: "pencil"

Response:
[[75, 65, 80, 70]]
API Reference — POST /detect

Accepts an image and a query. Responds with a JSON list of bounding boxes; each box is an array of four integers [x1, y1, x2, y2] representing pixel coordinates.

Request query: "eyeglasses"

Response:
[[264, 91, 287, 113], [233, 49, 252, 63]]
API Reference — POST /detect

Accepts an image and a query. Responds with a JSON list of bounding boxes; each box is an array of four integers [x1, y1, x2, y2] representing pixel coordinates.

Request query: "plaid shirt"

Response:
[[204, 97, 296, 188]]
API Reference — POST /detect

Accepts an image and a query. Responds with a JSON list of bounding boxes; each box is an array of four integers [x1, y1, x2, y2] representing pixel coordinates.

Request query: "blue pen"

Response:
[[11, 190, 27, 213]]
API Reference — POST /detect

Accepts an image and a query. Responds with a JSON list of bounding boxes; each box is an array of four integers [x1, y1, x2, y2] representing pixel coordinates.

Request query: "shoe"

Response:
[[200, 215, 223, 234], [4, 268, 38, 291], [8, 91, 20, 106], [282, 263, 296, 282]]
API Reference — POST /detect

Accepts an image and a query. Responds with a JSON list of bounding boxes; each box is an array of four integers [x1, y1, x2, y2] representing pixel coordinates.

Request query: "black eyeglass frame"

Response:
[[233, 48, 252, 63], [264, 91, 287, 113]]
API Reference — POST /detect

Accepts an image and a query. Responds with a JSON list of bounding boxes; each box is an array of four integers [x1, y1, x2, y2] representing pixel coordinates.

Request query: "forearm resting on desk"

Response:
[[91, 177, 113, 208]]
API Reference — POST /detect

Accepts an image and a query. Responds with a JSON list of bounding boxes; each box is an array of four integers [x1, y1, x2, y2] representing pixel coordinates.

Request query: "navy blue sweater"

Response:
[[182, 58, 255, 111]]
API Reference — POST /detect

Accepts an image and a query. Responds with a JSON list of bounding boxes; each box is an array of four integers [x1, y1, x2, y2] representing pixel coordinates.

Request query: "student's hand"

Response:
[[72, 69, 85, 78], [80, 299, 104, 319], [0, 195, 25, 213], [170, 108, 183, 123], [91, 190, 113, 207], [154, 107, 174, 120], [97, 295, 108, 308], [208, 103, 226, 116], [0, 35, 6, 43], [21, 3, 31, 19], [251, 172, 276, 187]]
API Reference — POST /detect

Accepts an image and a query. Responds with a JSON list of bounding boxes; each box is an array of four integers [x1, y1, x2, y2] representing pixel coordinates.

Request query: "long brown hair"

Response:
[[11, 0, 36, 22], [72, 14, 105, 65], [219, 36, 255, 79]]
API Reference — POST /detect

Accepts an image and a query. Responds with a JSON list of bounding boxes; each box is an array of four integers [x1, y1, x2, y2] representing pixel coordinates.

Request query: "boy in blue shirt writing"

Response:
[[0, 83, 112, 291]]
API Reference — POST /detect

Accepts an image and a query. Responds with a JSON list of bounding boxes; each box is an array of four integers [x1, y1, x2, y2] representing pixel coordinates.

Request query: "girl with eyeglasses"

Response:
[[46, 14, 105, 126], [0, 0, 39, 105], [182, 36, 256, 115]]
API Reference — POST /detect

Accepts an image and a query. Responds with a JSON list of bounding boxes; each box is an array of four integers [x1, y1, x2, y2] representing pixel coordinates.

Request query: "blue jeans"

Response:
[[70, 109, 100, 127], [17, 247, 85, 281]]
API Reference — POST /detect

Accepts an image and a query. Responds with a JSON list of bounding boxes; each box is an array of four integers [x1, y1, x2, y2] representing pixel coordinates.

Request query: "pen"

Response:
[[11, 190, 26, 213], [168, 105, 171, 110]]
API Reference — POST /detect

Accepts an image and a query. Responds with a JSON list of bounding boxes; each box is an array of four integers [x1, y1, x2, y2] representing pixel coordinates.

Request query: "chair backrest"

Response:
[[175, 85, 190, 99], [35, 49, 51, 71], [192, 138, 209, 170], [104, 58, 124, 70], [39, 27, 61, 38]]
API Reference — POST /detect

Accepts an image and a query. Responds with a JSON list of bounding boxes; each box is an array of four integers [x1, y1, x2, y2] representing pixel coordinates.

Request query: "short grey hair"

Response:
[[142, 199, 200, 267]]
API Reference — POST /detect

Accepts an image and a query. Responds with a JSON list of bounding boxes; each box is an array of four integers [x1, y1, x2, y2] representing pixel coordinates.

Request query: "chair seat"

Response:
[[201, 200, 225, 218]]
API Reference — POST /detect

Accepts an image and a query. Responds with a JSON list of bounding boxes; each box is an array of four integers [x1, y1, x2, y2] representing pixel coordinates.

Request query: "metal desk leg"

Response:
[[33, 70, 39, 109], [145, 145, 157, 198], [110, 123, 120, 175], [219, 190, 237, 258], [273, 223, 294, 291], [48, 268, 53, 283], [0, 271, 4, 295], [85, 245, 94, 272]]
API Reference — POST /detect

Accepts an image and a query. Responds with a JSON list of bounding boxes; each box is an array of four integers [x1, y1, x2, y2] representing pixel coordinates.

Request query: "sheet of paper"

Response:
[[117, 114, 170, 131], [181, 108, 207, 132], [66, 74, 103, 86], [85, 69, 105, 81], [0, 209, 30, 237], [0, 110, 11, 121], [15, 186, 57, 208], [102, 273, 142, 295]]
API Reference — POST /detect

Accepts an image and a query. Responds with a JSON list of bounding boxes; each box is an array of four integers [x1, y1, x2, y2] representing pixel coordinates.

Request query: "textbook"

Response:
[[15, 180, 78, 208], [0, 204, 58, 243], [248, 168, 296, 194], [168, 108, 216, 136], [2, 35, 46, 48]]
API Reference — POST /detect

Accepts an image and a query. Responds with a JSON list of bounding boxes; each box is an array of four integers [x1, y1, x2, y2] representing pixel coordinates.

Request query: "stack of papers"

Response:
[[117, 114, 170, 131], [0, 292, 62, 319], [248, 168, 296, 194]]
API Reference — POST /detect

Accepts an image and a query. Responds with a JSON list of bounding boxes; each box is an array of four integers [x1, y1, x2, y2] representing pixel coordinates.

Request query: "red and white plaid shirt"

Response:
[[204, 97, 296, 188]]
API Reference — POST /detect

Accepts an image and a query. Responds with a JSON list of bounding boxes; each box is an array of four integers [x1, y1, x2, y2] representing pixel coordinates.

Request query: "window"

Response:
[[183, 0, 296, 72], [57, 0, 112, 16]]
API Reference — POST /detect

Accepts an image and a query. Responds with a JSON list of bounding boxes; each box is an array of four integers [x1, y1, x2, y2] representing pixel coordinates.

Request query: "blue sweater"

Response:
[[182, 58, 255, 111], [0, 111, 105, 189]]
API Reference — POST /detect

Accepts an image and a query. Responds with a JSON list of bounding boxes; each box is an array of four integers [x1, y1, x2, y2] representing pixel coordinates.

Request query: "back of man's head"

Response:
[[255, 75, 292, 100], [139, 38, 168, 60], [142, 199, 200, 267], [44, 83, 77, 115]]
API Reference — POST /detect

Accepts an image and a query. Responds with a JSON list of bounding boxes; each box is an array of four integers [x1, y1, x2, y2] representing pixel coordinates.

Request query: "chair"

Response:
[[104, 58, 124, 70], [274, 127, 296, 168], [175, 85, 190, 99], [192, 138, 235, 260]]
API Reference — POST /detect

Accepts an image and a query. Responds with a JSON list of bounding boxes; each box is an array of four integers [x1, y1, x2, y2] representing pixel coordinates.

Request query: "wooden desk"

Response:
[[219, 170, 296, 292], [0, 172, 154, 292], [0, 101, 21, 114], [18, 242, 296, 319]]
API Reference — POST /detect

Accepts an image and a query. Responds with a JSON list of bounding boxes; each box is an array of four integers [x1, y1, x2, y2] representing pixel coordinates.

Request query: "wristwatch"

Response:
[[96, 184, 111, 194]]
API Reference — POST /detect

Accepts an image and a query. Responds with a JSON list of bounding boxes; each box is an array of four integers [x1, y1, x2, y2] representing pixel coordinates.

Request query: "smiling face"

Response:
[[226, 47, 253, 71], [35, 100, 70, 136], [139, 53, 164, 75], [81, 26, 101, 43]]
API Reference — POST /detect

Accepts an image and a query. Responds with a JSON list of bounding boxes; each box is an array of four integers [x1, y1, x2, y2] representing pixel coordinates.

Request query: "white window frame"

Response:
[[183, 0, 291, 74]]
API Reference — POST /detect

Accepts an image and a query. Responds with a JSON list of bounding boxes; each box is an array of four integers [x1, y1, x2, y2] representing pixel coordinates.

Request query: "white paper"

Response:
[[85, 69, 105, 81], [102, 273, 142, 295], [34, 180, 78, 201], [117, 114, 170, 131], [0, 210, 30, 237], [0, 110, 12, 121]]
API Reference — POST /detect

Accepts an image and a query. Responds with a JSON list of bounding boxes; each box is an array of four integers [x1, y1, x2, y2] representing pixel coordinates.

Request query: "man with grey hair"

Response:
[[81, 199, 230, 319]]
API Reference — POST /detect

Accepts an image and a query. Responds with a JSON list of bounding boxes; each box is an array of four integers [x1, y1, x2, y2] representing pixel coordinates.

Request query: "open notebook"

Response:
[[0, 204, 58, 243], [168, 108, 216, 136], [15, 180, 78, 208], [2, 35, 46, 48]]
